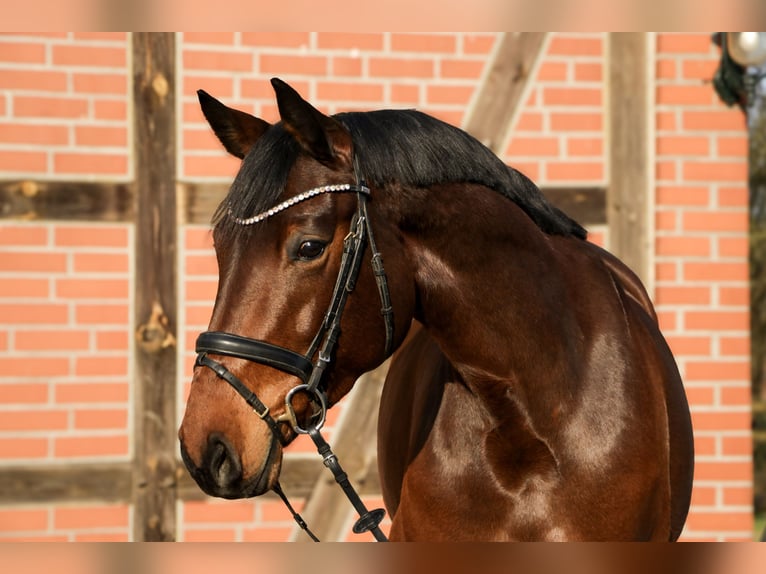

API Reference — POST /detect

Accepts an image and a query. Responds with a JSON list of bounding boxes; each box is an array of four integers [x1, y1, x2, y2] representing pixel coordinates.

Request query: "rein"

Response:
[[194, 174, 392, 542]]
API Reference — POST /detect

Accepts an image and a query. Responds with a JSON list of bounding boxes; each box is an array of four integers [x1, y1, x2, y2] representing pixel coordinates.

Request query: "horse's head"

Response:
[[178, 79, 415, 499]]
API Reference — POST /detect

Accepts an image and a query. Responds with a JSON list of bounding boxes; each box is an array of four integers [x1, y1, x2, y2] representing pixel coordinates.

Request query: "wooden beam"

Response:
[[607, 33, 652, 286], [0, 180, 133, 222], [463, 32, 548, 153], [131, 32, 179, 542], [290, 363, 389, 541]]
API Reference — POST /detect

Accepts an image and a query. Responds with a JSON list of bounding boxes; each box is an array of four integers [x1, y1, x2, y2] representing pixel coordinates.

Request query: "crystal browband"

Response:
[[228, 183, 371, 226]]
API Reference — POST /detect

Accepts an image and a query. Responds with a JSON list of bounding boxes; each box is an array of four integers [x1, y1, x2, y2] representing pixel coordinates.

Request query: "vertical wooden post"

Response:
[[607, 33, 653, 288], [131, 32, 179, 542]]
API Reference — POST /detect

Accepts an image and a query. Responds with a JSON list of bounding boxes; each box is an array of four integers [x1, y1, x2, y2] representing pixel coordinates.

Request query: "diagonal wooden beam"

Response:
[[462, 32, 548, 154]]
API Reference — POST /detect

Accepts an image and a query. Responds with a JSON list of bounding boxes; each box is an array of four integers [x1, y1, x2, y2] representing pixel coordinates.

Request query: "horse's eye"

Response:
[[296, 240, 326, 260]]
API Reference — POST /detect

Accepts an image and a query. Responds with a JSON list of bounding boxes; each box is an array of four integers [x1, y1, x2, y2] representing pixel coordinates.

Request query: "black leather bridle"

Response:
[[193, 171, 393, 541]]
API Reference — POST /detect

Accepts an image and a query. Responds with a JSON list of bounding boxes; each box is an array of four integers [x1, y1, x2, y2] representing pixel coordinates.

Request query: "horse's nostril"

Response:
[[205, 433, 242, 489]]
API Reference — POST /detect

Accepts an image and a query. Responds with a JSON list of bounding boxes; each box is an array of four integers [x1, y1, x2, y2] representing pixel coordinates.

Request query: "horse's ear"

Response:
[[197, 90, 270, 159], [271, 78, 353, 168]]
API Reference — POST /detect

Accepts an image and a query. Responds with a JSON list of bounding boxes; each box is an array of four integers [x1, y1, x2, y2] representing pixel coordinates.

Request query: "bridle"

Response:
[[194, 167, 393, 541]]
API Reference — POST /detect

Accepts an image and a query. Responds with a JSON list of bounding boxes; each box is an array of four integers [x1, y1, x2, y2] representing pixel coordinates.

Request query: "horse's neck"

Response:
[[389, 184, 583, 416]]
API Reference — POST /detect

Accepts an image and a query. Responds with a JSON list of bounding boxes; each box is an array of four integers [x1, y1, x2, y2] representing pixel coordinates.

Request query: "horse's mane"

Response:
[[215, 109, 587, 240]]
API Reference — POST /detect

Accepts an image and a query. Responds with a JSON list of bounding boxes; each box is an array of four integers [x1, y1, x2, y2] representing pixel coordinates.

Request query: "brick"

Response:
[[0, 410, 68, 431], [690, 411, 751, 431], [685, 361, 749, 381], [74, 408, 128, 430], [73, 252, 129, 273], [183, 129, 219, 151], [548, 36, 602, 56], [72, 73, 128, 95], [0, 70, 68, 92], [684, 511, 753, 532], [0, 279, 50, 298], [683, 110, 746, 132], [0, 437, 47, 458], [720, 336, 749, 356], [543, 87, 602, 106], [74, 126, 127, 147], [657, 158, 678, 180], [55, 505, 129, 529], [0, 357, 69, 377], [655, 210, 678, 231], [54, 435, 128, 457], [515, 112, 543, 132], [0, 303, 68, 325], [573, 62, 602, 82], [656, 136, 710, 156], [720, 386, 751, 407], [656, 185, 709, 206], [75, 356, 128, 377], [391, 34, 456, 53], [682, 59, 719, 80], [185, 305, 214, 326], [0, 509, 48, 532], [183, 154, 240, 178], [259, 54, 327, 75], [331, 56, 363, 77], [54, 153, 128, 175], [13, 95, 88, 119], [94, 100, 127, 120], [462, 34, 496, 55], [55, 382, 128, 403], [683, 212, 746, 233], [15, 330, 90, 351], [684, 261, 748, 282], [426, 85, 474, 107], [683, 161, 748, 182], [718, 186, 748, 207], [716, 136, 747, 157], [75, 304, 129, 325], [390, 84, 419, 104], [184, 50, 253, 72], [654, 286, 711, 306], [566, 138, 602, 157], [721, 435, 753, 456], [719, 286, 749, 307], [549, 112, 602, 132], [0, 150, 47, 172], [656, 85, 715, 106], [506, 136, 559, 157], [537, 62, 568, 82], [656, 110, 677, 131], [690, 485, 716, 506], [184, 227, 215, 251], [186, 279, 218, 302], [546, 161, 603, 181], [369, 57, 434, 78], [656, 236, 711, 257], [657, 34, 714, 54], [241, 32, 311, 48], [0, 41, 46, 62], [56, 278, 128, 299], [184, 75, 234, 99], [96, 331, 128, 351], [683, 385, 716, 405], [52, 45, 126, 67], [316, 81, 384, 102], [0, 225, 48, 246], [437, 58, 483, 80], [0, 383, 48, 404], [183, 32, 235, 44], [260, 498, 305, 522], [656, 59, 677, 79], [73, 32, 126, 42], [316, 33, 383, 51], [0, 123, 69, 146], [186, 254, 219, 276], [184, 500, 256, 523], [722, 486, 753, 506], [55, 226, 128, 247], [685, 311, 747, 331]]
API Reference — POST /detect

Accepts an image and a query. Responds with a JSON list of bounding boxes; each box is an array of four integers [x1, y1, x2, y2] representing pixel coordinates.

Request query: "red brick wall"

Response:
[[0, 32, 754, 541]]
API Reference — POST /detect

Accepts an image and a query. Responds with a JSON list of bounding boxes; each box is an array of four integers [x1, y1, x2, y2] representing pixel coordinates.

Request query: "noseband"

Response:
[[194, 172, 393, 541]]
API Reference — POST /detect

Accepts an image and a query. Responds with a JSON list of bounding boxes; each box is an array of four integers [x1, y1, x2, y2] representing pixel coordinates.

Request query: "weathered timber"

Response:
[[0, 180, 133, 222], [607, 33, 652, 286], [132, 32, 179, 542]]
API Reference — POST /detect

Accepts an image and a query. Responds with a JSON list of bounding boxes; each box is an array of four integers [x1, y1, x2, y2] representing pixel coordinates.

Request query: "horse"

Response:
[[178, 78, 694, 541]]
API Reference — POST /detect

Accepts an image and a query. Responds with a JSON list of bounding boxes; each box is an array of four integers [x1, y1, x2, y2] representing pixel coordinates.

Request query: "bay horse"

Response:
[[178, 78, 694, 541]]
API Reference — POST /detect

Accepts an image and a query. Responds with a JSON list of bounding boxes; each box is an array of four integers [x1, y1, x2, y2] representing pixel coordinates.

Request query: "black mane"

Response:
[[215, 109, 587, 240]]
